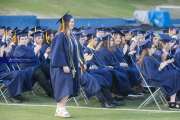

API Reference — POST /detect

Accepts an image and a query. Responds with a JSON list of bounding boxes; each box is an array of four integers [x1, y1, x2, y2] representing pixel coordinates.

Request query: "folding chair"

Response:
[[0, 79, 8, 103], [8, 58, 38, 96], [0, 57, 11, 104], [68, 85, 89, 106], [138, 79, 168, 110], [129, 55, 168, 110]]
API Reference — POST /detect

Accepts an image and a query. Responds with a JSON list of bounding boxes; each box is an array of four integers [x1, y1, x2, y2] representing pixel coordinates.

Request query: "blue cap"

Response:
[[159, 33, 172, 43], [139, 39, 152, 50], [30, 26, 41, 32], [84, 28, 96, 38], [16, 27, 29, 37], [6, 27, 12, 31], [97, 34, 112, 42], [84, 47, 93, 54], [31, 31, 44, 37], [145, 31, 154, 40], [57, 12, 73, 24], [17, 31, 28, 37], [112, 28, 125, 36], [0, 26, 5, 29]]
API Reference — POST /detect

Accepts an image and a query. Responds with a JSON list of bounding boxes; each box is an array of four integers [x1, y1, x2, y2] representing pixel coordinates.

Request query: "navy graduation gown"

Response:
[[50, 32, 80, 102], [2, 70, 34, 97], [113, 47, 140, 86], [12, 45, 38, 87], [81, 71, 101, 98], [95, 47, 131, 95], [142, 49, 180, 96]]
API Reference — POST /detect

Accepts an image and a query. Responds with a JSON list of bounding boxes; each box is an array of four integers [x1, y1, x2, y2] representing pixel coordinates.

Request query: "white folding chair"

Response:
[[130, 55, 168, 110]]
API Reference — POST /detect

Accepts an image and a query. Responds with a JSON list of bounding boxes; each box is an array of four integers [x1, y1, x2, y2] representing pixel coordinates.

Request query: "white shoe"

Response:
[[55, 107, 71, 118]]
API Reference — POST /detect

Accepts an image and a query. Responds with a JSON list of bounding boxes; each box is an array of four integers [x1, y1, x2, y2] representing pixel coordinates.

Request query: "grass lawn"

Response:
[[1, 104, 180, 120], [1, 91, 180, 120], [0, 0, 180, 17]]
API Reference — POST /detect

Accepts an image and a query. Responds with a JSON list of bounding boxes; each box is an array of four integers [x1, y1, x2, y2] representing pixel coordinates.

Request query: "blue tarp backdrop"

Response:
[[0, 15, 180, 29], [0, 16, 140, 29]]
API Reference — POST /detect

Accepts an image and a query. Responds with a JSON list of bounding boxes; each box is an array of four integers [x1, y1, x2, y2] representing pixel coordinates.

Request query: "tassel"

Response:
[[45, 32, 49, 44], [87, 40, 95, 50], [12, 33, 17, 44], [61, 18, 65, 32]]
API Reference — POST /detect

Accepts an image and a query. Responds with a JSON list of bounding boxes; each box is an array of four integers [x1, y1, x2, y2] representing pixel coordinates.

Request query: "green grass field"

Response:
[[1, 104, 180, 120], [0, 0, 180, 17], [1, 92, 180, 120]]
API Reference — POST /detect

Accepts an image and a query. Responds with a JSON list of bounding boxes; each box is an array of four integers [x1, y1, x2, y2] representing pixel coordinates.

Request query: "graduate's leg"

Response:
[[55, 96, 71, 117], [168, 93, 180, 108], [32, 67, 53, 97], [101, 87, 124, 106], [96, 90, 115, 108], [57, 96, 69, 108], [170, 93, 176, 103]]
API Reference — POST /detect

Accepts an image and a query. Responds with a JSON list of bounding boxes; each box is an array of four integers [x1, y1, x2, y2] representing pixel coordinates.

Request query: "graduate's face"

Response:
[[125, 33, 132, 41], [110, 39, 114, 47], [114, 34, 121, 45], [169, 29, 176, 35], [68, 18, 75, 30], [18, 36, 28, 46], [153, 37, 159, 46], [35, 36, 43, 45], [7, 30, 12, 36], [0, 29, 4, 36]]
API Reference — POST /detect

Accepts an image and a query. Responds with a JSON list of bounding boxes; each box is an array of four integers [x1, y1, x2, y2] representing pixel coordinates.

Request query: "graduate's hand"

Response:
[[107, 66, 114, 69], [158, 62, 168, 71], [83, 64, 87, 71], [84, 54, 93, 61], [63, 66, 71, 73], [128, 50, 136, 55], [34, 45, 41, 56], [45, 47, 51, 54], [44, 47, 51, 59], [137, 58, 143, 65], [120, 62, 128, 68]]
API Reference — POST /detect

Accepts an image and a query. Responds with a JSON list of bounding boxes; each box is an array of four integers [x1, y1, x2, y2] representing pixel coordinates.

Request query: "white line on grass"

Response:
[[0, 103, 180, 113]]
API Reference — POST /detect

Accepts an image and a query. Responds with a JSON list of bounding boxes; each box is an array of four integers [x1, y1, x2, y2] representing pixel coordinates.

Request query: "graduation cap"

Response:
[[162, 28, 169, 33], [139, 39, 152, 50], [83, 47, 93, 55], [84, 28, 96, 38], [144, 31, 154, 40], [120, 30, 128, 34], [31, 31, 44, 37], [112, 28, 125, 36], [96, 27, 106, 32], [0, 26, 6, 29], [30, 26, 41, 32], [97, 34, 112, 42], [56, 12, 73, 24], [158, 33, 172, 43], [6, 27, 12, 31], [16, 30, 28, 37], [16, 27, 29, 37]]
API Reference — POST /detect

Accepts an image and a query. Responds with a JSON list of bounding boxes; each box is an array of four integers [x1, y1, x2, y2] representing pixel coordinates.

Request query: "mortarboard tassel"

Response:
[[61, 18, 65, 32], [12, 32, 17, 44]]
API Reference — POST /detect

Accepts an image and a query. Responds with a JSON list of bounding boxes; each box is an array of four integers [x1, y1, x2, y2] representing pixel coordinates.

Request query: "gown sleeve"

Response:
[[51, 33, 68, 68]]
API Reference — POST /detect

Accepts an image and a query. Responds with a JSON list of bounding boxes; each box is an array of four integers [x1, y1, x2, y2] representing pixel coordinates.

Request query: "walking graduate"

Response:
[[50, 13, 84, 118]]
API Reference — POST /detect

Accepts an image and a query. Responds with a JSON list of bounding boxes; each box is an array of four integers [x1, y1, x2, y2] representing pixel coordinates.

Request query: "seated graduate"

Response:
[[95, 34, 143, 97], [12, 28, 53, 97], [111, 30, 143, 95], [0, 27, 19, 57], [31, 30, 53, 96], [80, 33, 124, 108], [0, 64, 33, 103], [138, 33, 180, 109]]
